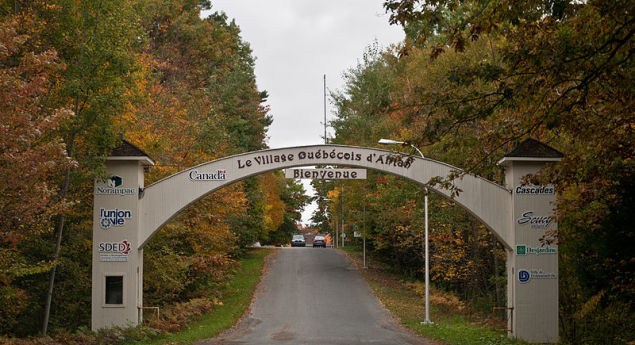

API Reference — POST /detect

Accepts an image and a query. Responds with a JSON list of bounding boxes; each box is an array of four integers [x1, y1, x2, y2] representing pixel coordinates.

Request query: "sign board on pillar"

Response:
[[91, 140, 154, 331], [285, 168, 367, 180], [498, 138, 563, 344]]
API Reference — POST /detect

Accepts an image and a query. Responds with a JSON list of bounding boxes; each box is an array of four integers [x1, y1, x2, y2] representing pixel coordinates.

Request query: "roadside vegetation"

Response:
[[342, 246, 529, 345], [134, 248, 273, 345], [0, 248, 272, 345]]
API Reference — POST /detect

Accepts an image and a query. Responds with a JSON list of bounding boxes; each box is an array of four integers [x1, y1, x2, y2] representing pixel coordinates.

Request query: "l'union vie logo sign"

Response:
[[99, 208, 132, 229]]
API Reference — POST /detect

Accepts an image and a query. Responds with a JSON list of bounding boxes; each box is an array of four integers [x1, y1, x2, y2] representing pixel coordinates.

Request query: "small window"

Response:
[[105, 276, 123, 304]]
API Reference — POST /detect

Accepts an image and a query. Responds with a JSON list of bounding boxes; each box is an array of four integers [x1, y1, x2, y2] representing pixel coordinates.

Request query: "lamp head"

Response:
[[378, 138, 407, 146]]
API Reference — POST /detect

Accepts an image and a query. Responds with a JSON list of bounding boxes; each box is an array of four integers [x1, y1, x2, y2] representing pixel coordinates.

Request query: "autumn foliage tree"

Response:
[[0, 14, 75, 334], [309, 1, 633, 343], [0, 0, 302, 337]]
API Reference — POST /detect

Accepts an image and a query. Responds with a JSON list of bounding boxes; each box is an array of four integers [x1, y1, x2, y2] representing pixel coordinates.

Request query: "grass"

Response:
[[133, 248, 273, 345], [340, 246, 529, 345]]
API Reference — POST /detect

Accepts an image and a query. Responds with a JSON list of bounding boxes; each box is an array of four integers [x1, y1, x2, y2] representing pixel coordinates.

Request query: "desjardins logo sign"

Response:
[[516, 244, 557, 255]]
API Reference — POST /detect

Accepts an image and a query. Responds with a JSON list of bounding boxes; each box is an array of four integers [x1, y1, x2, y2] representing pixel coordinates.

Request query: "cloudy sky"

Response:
[[203, 1, 404, 224]]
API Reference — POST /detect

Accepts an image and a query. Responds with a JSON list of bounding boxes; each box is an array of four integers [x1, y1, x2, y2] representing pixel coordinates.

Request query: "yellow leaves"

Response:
[[327, 187, 341, 200]]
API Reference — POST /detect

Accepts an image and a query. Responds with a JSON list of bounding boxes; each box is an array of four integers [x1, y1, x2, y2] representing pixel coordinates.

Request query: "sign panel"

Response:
[[99, 208, 132, 229], [98, 240, 131, 262], [516, 244, 557, 255], [285, 168, 367, 180], [189, 169, 227, 181], [95, 175, 136, 196]]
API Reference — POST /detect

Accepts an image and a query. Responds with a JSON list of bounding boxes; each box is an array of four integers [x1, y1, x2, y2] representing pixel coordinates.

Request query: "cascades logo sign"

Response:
[[98, 240, 131, 262], [95, 175, 136, 196], [514, 184, 555, 195], [99, 208, 131, 229], [189, 169, 226, 181], [517, 211, 555, 229]]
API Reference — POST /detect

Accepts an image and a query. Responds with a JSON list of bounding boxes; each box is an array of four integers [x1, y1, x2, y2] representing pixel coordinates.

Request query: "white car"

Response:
[[291, 234, 306, 247]]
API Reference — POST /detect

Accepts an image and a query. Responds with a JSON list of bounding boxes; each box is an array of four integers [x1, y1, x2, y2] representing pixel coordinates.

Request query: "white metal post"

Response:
[[423, 188, 431, 324], [378, 138, 432, 324]]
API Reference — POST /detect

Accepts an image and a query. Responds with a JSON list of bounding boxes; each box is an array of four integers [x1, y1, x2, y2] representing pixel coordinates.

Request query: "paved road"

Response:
[[203, 248, 431, 345]]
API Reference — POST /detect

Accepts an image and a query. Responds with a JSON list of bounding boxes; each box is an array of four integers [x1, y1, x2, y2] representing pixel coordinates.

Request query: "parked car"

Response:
[[291, 234, 306, 247], [313, 235, 326, 248]]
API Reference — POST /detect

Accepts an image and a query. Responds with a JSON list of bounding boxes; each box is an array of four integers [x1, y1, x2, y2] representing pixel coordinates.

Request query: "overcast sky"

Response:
[[202, 1, 404, 225]]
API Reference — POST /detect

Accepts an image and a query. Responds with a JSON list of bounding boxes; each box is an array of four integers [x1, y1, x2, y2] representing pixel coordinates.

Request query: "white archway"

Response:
[[92, 142, 559, 343], [140, 145, 512, 249]]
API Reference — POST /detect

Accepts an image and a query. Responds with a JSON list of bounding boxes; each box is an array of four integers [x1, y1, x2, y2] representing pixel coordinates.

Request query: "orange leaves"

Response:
[[0, 15, 74, 236]]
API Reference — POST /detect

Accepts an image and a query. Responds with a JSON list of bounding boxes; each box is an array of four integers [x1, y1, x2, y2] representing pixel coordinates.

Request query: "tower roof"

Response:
[[108, 140, 154, 166], [498, 138, 563, 166]]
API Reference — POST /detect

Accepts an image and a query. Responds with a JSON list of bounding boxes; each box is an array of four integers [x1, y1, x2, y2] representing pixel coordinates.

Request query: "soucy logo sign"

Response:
[[517, 211, 555, 229], [189, 169, 226, 181], [99, 208, 132, 229]]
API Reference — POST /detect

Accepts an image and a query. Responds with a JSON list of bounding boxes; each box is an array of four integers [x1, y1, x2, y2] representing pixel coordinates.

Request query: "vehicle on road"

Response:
[[313, 235, 326, 248], [291, 234, 306, 247]]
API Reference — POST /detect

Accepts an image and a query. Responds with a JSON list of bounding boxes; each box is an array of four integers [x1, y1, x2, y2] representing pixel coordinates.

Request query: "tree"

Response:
[[0, 14, 74, 335], [381, 0, 634, 342]]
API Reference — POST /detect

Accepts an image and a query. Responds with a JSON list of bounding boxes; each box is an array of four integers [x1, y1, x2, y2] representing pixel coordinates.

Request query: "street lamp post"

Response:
[[378, 139, 432, 325]]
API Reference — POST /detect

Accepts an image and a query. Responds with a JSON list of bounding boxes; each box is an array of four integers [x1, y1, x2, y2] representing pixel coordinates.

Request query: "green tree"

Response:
[[381, 1, 634, 342]]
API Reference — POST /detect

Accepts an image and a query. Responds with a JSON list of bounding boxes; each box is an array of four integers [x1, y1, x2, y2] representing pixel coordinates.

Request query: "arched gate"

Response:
[[92, 142, 560, 343]]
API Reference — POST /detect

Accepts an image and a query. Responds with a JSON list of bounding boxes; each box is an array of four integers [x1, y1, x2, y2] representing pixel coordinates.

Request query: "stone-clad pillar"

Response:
[[498, 139, 562, 343], [91, 141, 153, 330]]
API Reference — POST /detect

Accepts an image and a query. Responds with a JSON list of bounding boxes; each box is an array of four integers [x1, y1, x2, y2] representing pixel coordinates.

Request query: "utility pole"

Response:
[[341, 184, 345, 248], [363, 202, 367, 268], [323, 74, 327, 144], [335, 217, 339, 248]]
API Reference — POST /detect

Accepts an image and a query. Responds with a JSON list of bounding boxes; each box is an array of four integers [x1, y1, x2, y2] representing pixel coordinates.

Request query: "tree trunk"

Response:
[[41, 134, 74, 336]]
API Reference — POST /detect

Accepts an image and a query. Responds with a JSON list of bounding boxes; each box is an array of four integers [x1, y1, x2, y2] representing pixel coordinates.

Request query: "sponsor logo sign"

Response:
[[95, 175, 136, 196], [99, 208, 132, 229], [189, 169, 227, 181], [98, 240, 131, 262], [236, 149, 414, 170], [518, 269, 557, 283], [518, 269, 531, 283], [285, 168, 367, 180], [516, 211, 555, 229], [514, 184, 555, 195], [516, 245, 557, 255]]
